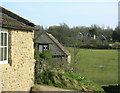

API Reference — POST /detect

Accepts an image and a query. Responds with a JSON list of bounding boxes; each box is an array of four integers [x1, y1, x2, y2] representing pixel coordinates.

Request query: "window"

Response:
[[43, 45, 48, 51], [0, 30, 8, 64], [38, 44, 48, 53], [38, 45, 42, 53]]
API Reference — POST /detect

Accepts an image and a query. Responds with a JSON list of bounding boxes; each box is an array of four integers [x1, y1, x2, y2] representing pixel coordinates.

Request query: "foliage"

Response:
[[34, 49, 41, 60], [112, 31, 118, 41], [112, 27, 120, 42], [35, 69, 104, 92], [47, 24, 114, 47], [34, 23, 120, 49], [34, 48, 104, 92], [35, 69, 54, 85], [33, 23, 120, 49], [39, 50, 52, 60], [34, 49, 52, 60]]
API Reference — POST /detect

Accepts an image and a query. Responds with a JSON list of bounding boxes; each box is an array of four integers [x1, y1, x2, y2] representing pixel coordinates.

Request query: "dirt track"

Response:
[[33, 84, 73, 91]]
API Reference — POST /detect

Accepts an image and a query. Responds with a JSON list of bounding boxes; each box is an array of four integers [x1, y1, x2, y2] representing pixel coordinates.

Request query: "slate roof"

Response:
[[46, 33, 71, 56], [0, 6, 35, 31]]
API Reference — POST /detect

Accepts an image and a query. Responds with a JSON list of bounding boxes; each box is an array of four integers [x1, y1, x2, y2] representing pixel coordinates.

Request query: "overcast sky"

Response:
[[1, 1, 118, 29]]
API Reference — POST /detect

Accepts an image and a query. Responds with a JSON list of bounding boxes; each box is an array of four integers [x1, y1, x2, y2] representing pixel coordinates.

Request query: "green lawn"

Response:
[[66, 47, 118, 86]]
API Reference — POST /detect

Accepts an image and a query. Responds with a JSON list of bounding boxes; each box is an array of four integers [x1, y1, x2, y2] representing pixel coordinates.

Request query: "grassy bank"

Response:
[[66, 47, 118, 86], [35, 70, 104, 92]]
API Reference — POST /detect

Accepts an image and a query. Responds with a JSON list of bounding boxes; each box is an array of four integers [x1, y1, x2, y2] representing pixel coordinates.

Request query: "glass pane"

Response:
[[39, 45, 43, 53], [4, 47, 7, 60], [0, 33, 1, 46], [4, 33, 7, 46], [0, 48, 3, 61], [1, 33, 3, 46], [44, 45, 48, 50], [0, 33, 7, 46]]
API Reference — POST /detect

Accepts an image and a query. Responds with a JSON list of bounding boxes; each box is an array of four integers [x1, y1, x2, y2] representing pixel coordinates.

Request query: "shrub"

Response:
[[39, 50, 52, 60], [34, 49, 52, 60], [35, 69, 104, 92], [34, 49, 41, 60]]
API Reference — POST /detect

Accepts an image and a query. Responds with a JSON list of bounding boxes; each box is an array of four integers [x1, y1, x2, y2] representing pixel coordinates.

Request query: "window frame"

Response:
[[38, 44, 49, 53], [0, 29, 8, 64]]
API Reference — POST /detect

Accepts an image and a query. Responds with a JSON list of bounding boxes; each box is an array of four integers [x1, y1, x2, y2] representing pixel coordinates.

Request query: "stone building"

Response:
[[0, 7, 35, 91], [34, 32, 71, 63]]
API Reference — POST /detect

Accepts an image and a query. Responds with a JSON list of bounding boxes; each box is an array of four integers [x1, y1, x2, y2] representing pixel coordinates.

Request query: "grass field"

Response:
[[66, 47, 118, 86]]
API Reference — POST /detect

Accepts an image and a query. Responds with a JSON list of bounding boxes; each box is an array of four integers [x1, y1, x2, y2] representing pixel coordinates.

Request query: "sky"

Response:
[[118, 2, 120, 27], [0, 0, 119, 29]]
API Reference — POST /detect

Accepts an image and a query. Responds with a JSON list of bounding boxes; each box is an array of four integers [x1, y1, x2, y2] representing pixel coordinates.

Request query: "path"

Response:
[[32, 84, 73, 91]]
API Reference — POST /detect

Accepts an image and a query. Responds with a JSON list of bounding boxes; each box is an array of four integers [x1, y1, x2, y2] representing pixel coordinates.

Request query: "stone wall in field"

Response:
[[0, 28, 35, 91]]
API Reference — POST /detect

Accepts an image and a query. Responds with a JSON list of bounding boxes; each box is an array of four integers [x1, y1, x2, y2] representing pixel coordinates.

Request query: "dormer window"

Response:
[[0, 29, 8, 64]]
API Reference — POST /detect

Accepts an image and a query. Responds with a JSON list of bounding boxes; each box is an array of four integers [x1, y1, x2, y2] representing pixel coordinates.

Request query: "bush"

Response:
[[34, 50, 52, 60], [34, 49, 41, 60], [35, 69, 54, 85], [35, 69, 104, 92], [39, 50, 52, 60]]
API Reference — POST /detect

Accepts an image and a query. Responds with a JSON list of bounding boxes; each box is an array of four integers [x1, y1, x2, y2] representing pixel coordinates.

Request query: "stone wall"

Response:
[[0, 29, 35, 91]]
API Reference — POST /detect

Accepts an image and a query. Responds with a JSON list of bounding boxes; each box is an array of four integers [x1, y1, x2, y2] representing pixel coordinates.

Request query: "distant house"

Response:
[[0, 7, 35, 91], [86, 33, 96, 39], [34, 32, 71, 63]]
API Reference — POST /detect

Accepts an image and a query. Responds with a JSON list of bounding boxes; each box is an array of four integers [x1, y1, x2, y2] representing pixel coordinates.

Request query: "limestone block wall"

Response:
[[1, 29, 35, 91]]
